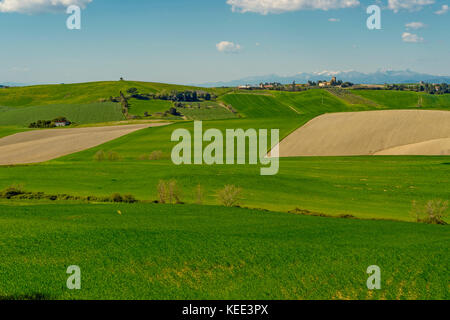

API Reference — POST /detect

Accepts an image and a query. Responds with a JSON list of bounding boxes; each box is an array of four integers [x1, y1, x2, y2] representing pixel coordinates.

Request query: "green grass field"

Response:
[[0, 82, 448, 300], [128, 99, 174, 117], [351, 90, 450, 110], [180, 102, 238, 120], [0, 81, 226, 107], [0, 121, 448, 221], [0, 203, 448, 300], [0, 102, 124, 126]]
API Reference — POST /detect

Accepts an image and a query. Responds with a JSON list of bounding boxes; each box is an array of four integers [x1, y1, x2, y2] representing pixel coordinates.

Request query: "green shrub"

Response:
[[157, 180, 168, 204], [0, 186, 26, 199], [123, 194, 137, 203], [157, 180, 182, 204], [195, 184, 204, 205], [412, 200, 449, 225], [107, 151, 121, 161], [110, 193, 123, 203], [94, 150, 121, 161], [217, 185, 242, 207], [149, 150, 164, 160], [94, 150, 106, 161]]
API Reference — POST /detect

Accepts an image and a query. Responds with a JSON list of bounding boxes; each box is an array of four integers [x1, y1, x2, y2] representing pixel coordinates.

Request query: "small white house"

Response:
[[54, 121, 69, 127]]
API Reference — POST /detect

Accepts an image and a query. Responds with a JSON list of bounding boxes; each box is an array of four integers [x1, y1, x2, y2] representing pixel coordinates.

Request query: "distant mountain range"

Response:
[[0, 82, 29, 87], [198, 70, 450, 87]]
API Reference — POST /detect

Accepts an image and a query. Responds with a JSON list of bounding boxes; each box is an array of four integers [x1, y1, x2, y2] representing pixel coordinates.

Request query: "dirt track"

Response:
[[0, 123, 169, 165], [276, 110, 450, 157]]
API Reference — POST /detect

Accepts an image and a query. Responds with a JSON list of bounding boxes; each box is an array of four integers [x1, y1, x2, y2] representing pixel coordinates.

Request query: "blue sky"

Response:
[[0, 0, 449, 84]]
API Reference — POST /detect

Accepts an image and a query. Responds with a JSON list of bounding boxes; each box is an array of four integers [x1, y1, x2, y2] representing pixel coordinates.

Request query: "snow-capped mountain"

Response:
[[198, 70, 450, 87]]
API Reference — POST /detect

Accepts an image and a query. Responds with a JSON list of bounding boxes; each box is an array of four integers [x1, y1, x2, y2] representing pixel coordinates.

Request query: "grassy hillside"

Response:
[[220, 93, 300, 118], [352, 90, 450, 110], [0, 203, 447, 300], [181, 102, 239, 120], [0, 81, 226, 107], [0, 102, 124, 126], [128, 99, 173, 117], [0, 120, 448, 221], [0, 85, 448, 221]]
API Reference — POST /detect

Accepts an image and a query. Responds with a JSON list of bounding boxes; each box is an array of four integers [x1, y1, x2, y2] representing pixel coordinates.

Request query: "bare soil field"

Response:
[[276, 110, 450, 157], [0, 123, 169, 165]]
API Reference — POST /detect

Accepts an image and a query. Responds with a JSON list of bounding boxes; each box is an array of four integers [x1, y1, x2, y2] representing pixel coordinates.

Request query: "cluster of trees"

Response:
[[119, 91, 129, 117], [154, 90, 214, 102], [385, 83, 450, 94], [29, 117, 71, 128]]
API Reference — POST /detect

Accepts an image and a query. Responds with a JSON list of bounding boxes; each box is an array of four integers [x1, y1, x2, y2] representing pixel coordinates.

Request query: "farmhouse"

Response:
[[319, 76, 337, 87], [54, 121, 70, 127]]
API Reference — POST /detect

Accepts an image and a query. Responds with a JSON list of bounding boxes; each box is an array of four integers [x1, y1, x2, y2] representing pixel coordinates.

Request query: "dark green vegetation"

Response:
[[0, 203, 448, 300]]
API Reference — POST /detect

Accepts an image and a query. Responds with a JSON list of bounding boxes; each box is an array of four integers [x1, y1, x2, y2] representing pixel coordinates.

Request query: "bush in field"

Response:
[[110, 193, 123, 203], [127, 88, 138, 95], [122, 194, 137, 203], [94, 150, 121, 161], [138, 151, 165, 161], [196, 184, 204, 205], [107, 151, 121, 161], [157, 180, 182, 204], [157, 180, 168, 204], [149, 150, 164, 160], [94, 150, 106, 161], [217, 185, 242, 207], [138, 154, 148, 161], [0, 185, 26, 199], [411, 199, 449, 225]]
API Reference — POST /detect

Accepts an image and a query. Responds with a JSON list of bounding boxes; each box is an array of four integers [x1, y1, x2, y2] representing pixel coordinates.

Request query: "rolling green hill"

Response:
[[220, 93, 300, 118], [0, 102, 124, 126], [127, 99, 174, 117], [1, 120, 448, 221], [0, 203, 447, 300], [0, 81, 226, 107], [351, 90, 450, 110], [0, 82, 448, 301]]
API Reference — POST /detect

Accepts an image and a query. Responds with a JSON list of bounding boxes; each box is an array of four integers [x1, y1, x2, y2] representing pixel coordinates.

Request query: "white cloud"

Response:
[[328, 18, 340, 22], [0, 0, 92, 14], [388, 0, 434, 12], [435, 4, 448, 14], [405, 22, 426, 29], [226, 0, 360, 15], [216, 41, 242, 53], [402, 32, 424, 43]]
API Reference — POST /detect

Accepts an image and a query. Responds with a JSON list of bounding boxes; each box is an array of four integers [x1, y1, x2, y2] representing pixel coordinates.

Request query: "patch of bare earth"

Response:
[[0, 123, 169, 165], [275, 110, 450, 157]]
